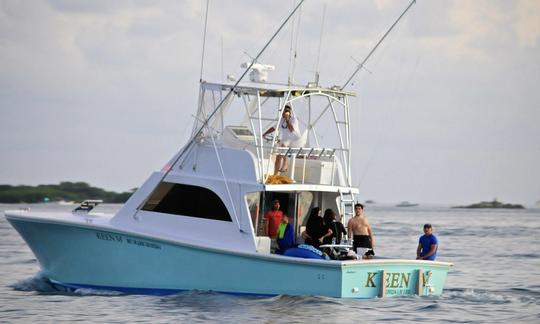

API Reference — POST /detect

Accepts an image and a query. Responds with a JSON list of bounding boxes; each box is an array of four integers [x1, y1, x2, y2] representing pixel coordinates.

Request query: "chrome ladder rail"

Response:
[[338, 189, 355, 225]]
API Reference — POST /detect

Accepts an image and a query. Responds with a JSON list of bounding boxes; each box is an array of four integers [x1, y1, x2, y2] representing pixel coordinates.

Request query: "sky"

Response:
[[1, 0, 539, 205]]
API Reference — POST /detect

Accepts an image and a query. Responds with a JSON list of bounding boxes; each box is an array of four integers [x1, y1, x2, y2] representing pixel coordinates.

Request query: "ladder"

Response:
[[339, 189, 356, 225]]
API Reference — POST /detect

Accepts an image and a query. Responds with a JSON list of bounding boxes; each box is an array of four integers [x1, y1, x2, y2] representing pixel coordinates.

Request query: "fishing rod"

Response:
[[303, 0, 416, 188], [137, 0, 306, 212], [307, 0, 416, 132], [349, 0, 416, 191], [342, 0, 416, 89], [185, 0, 304, 158]]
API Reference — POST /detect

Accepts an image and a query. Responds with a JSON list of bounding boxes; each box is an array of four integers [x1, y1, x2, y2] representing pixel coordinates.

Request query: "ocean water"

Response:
[[1, 203, 539, 323]]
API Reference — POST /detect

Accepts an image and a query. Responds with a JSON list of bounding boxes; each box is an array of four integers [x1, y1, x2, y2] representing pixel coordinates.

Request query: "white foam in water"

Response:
[[11, 272, 58, 292], [12, 273, 122, 296], [73, 288, 124, 296]]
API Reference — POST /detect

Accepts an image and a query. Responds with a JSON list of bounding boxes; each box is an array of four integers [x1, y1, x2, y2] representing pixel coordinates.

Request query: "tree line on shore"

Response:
[[0, 182, 134, 204]]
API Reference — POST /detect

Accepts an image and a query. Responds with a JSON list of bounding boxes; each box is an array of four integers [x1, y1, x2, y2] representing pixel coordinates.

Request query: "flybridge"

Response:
[[193, 80, 355, 187]]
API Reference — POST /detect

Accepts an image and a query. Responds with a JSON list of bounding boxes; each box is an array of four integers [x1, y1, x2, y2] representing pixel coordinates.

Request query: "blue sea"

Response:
[[1, 203, 539, 323]]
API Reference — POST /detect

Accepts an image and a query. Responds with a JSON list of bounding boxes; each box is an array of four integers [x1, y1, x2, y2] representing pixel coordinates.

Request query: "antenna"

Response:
[[289, 3, 303, 86], [287, 1, 295, 86], [243, 50, 258, 62], [187, 0, 305, 150], [342, 0, 416, 89], [199, 0, 210, 82], [220, 34, 224, 82], [314, 3, 327, 85]]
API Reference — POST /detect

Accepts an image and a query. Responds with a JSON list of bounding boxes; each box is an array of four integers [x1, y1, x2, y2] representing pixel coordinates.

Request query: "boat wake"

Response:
[[265, 294, 342, 306], [11, 273, 123, 296], [443, 287, 539, 305]]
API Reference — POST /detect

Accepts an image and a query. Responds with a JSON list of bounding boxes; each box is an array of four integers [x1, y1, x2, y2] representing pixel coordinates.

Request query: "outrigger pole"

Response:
[[181, 0, 305, 161], [135, 0, 306, 214], [341, 0, 416, 89], [308, 0, 415, 189]]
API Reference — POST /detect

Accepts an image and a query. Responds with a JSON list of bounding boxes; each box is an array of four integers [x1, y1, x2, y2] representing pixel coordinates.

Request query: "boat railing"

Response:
[[196, 82, 354, 187], [274, 147, 336, 159], [255, 145, 344, 185]]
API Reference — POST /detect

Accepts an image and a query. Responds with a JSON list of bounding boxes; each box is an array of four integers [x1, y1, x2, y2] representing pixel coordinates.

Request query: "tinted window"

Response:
[[142, 182, 232, 222]]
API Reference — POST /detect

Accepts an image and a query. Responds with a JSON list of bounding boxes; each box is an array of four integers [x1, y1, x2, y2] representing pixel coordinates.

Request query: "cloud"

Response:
[[0, 0, 539, 203], [515, 0, 540, 47], [401, 1, 539, 62], [435, 1, 508, 60], [46, 0, 150, 14]]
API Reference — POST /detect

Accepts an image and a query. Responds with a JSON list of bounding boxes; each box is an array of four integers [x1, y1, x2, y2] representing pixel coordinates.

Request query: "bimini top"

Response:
[[201, 81, 356, 98]]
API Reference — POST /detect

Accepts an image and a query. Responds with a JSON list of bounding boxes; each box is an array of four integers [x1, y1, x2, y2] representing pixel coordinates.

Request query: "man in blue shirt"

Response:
[[416, 223, 438, 261]]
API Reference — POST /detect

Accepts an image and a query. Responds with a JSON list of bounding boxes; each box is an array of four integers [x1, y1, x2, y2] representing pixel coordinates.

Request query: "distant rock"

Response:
[[453, 199, 524, 209]]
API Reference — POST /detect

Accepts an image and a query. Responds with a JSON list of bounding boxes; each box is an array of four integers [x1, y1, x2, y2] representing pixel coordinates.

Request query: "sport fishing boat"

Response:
[[5, 1, 451, 299]]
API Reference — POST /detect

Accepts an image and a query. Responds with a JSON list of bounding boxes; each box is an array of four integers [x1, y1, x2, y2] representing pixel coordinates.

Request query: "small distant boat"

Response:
[[396, 201, 419, 207], [57, 200, 75, 206], [365, 200, 375, 204]]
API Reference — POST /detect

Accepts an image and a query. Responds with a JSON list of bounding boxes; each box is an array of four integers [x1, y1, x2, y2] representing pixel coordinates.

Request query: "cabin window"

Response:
[[141, 182, 232, 222]]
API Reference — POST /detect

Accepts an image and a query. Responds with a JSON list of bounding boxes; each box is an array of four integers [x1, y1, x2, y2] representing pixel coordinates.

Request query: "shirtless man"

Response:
[[347, 203, 375, 258]]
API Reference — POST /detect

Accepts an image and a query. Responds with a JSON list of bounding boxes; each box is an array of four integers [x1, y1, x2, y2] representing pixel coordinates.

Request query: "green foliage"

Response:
[[0, 182, 134, 203]]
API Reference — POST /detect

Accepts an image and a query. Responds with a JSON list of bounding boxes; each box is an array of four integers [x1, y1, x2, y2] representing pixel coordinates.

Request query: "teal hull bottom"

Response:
[[7, 217, 451, 298]]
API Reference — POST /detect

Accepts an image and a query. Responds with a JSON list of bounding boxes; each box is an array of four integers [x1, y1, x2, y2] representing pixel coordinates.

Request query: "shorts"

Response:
[[353, 235, 374, 256]]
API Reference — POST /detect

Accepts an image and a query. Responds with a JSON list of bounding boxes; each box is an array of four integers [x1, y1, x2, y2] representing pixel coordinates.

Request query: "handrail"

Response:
[[273, 147, 336, 159], [262, 146, 339, 185], [252, 144, 348, 153]]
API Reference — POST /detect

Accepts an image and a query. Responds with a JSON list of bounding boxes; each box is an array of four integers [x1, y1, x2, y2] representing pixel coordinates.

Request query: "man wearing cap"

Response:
[[416, 224, 438, 261]]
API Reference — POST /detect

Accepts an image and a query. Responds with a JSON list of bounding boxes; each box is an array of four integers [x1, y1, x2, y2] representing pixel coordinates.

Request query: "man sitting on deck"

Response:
[[416, 223, 438, 261], [276, 214, 295, 254]]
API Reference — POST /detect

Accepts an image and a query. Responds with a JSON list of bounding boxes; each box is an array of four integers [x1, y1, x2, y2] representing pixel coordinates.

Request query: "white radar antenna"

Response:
[[240, 62, 275, 83]]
